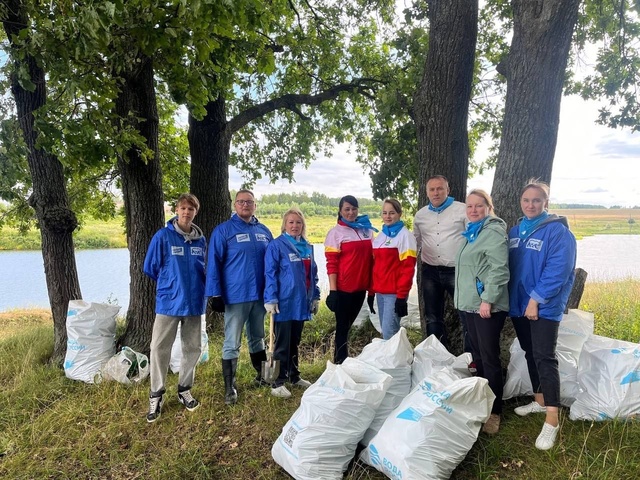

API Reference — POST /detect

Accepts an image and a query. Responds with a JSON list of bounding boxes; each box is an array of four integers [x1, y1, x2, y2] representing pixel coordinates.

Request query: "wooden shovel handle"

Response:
[[269, 311, 275, 352]]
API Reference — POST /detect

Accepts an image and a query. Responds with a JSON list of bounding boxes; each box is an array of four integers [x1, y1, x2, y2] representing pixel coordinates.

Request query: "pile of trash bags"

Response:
[[271, 328, 495, 480], [63, 301, 208, 385], [503, 309, 640, 421]]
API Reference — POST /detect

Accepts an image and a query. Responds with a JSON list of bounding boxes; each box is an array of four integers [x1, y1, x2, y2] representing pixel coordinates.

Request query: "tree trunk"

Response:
[[188, 96, 233, 240], [491, 0, 581, 227], [115, 55, 164, 355], [412, 0, 478, 340], [188, 96, 232, 333], [2, 0, 82, 365], [413, 0, 478, 206]]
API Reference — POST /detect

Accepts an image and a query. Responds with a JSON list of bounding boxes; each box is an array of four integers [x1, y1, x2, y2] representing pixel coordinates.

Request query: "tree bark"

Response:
[[115, 55, 164, 355], [491, 0, 581, 228], [188, 96, 233, 243], [412, 0, 478, 341], [2, 0, 82, 365], [413, 0, 478, 206]]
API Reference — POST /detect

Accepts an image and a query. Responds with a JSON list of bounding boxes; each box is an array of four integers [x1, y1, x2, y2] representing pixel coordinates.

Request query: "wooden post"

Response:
[[565, 267, 588, 312]]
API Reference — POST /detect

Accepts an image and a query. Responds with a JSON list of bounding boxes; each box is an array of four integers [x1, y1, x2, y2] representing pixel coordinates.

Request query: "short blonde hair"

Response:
[[281, 207, 307, 239], [467, 189, 495, 215]]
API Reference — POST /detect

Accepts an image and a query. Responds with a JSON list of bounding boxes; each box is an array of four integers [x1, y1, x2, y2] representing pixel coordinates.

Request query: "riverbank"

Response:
[[1, 294, 639, 479], [1, 209, 638, 250]]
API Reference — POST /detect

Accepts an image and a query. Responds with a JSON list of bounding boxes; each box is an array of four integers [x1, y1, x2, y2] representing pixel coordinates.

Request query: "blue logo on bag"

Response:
[[620, 370, 640, 385], [369, 444, 381, 466], [396, 407, 423, 422], [63, 360, 74, 369]]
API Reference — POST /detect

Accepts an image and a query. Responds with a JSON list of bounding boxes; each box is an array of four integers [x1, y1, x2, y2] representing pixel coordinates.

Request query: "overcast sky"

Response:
[[231, 93, 639, 208]]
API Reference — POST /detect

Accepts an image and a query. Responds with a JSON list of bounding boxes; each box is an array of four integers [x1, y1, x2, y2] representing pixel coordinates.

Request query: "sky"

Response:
[[230, 93, 640, 208]]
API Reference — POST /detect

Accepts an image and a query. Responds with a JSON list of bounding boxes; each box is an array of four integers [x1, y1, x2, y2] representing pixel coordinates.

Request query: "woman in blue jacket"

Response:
[[264, 207, 320, 398], [508, 180, 576, 450]]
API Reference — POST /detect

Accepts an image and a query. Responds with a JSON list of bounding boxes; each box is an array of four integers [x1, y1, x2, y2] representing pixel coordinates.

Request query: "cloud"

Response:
[[582, 187, 608, 193], [595, 137, 640, 159]]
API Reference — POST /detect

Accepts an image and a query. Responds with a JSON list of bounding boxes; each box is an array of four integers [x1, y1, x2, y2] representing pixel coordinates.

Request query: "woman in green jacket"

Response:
[[454, 189, 509, 435]]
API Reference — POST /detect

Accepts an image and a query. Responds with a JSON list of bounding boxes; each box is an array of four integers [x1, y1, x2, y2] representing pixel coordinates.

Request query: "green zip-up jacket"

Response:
[[454, 216, 509, 313]]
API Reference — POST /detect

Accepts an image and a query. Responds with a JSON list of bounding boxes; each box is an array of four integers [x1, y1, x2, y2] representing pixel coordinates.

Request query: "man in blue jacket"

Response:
[[206, 189, 273, 405], [143, 193, 206, 423]]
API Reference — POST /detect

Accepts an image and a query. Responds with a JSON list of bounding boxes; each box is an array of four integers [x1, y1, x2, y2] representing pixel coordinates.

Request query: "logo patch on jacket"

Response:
[[190, 246, 203, 256], [526, 238, 543, 251], [288, 253, 301, 262], [236, 233, 250, 242], [509, 238, 520, 249], [255, 233, 269, 242], [171, 246, 184, 256]]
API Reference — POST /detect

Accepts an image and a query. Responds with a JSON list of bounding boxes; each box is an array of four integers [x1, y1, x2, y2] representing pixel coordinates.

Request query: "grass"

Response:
[[0, 209, 638, 250], [1, 282, 639, 479]]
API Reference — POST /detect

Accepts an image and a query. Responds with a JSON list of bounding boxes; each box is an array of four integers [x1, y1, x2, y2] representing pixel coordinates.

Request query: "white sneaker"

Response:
[[535, 422, 559, 450], [293, 378, 312, 388], [514, 401, 546, 416], [271, 385, 292, 398]]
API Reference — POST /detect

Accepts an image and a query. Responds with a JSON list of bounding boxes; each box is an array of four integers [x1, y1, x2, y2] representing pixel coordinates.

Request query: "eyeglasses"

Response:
[[235, 199, 255, 206]]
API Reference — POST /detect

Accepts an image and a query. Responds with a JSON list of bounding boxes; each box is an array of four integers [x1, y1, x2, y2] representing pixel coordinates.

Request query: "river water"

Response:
[[1, 235, 638, 313]]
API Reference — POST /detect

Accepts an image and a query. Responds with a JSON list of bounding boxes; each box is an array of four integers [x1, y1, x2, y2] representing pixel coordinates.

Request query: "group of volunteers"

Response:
[[142, 175, 577, 452]]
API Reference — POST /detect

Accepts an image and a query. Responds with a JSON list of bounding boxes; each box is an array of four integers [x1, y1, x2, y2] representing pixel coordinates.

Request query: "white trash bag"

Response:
[[357, 327, 414, 445], [271, 358, 392, 480], [100, 346, 150, 384], [169, 315, 209, 373], [503, 309, 594, 405], [412, 335, 466, 390], [360, 370, 495, 480], [569, 334, 640, 421], [64, 300, 119, 383]]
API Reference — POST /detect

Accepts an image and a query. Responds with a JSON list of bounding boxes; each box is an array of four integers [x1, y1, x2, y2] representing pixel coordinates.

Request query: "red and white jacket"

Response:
[[324, 222, 374, 292], [371, 226, 417, 299]]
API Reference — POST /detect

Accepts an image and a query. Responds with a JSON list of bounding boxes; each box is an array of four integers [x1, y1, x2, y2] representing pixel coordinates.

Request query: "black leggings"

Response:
[[512, 316, 561, 407], [333, 290, 366, 364]]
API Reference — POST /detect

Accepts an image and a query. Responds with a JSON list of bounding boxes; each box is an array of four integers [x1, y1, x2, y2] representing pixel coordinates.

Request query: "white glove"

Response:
[[311, 299, 319, 314], [264, 303, 279, 314]]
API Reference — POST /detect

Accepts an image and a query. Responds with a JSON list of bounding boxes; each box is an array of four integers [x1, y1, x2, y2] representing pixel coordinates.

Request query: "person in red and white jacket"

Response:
[[324, 195, 376, 364], [372, 198, 417, 339]]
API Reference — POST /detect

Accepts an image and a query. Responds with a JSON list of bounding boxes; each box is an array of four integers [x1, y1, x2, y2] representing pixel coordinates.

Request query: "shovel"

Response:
[[261, 311, 280, 383]]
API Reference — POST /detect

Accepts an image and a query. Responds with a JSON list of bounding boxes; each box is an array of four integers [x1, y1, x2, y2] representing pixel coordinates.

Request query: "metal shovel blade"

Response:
[[261, 354, 280, 383]]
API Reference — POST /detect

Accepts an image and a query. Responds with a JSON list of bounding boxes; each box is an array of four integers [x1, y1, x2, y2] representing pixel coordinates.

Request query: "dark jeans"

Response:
[[421, 264, 471, 352], [273, 320, 305, 387], [333, 290, 366, 364], [512, 316, 561, 407], [459, 310, 506, 414]]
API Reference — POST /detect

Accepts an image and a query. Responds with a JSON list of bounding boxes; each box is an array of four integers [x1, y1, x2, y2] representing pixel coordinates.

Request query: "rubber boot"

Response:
[[222, 358, 238, 405], [249, 350, 269, 387]]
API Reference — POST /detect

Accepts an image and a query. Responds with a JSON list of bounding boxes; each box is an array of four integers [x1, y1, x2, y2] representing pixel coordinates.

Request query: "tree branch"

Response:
[[227, 78, 382, 134]]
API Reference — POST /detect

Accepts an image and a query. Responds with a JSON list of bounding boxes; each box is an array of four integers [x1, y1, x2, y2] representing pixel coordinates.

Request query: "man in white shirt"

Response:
[[413, 175, 469, 350]]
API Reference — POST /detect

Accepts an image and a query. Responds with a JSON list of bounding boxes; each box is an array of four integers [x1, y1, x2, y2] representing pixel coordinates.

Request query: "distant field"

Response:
[[0, 209, 638, 250], [550, 208, 640, 239]]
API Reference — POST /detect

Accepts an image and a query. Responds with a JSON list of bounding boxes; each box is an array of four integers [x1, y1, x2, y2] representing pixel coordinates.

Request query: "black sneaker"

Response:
[[146, 394, 164, 423], [178, 390, 200, 412]]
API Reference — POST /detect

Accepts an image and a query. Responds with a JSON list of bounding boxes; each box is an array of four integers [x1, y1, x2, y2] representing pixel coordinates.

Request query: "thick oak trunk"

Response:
[[491, 0, 581, 227], [413, 0, 478, 344], [2, 0, 82, 365], [413, 0, 478, 205], [188, 96, 233, 240], [188, 96, 232, 333], [115, 56, 164, 355]]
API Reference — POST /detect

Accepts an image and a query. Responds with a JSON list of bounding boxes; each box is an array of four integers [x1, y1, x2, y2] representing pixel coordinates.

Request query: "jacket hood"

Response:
[[168, 216, 204, 242]]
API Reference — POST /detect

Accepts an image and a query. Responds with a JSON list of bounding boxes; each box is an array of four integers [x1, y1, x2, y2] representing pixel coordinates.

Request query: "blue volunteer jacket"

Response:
[[264, 235, 320, 322], [508, 215, 577, 321], [143, 218, 207, 316], [205, 213, 273, 304]]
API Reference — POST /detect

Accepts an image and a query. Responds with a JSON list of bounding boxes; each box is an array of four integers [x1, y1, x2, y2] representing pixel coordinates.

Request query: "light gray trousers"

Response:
[[149, 314, 202, 395]]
